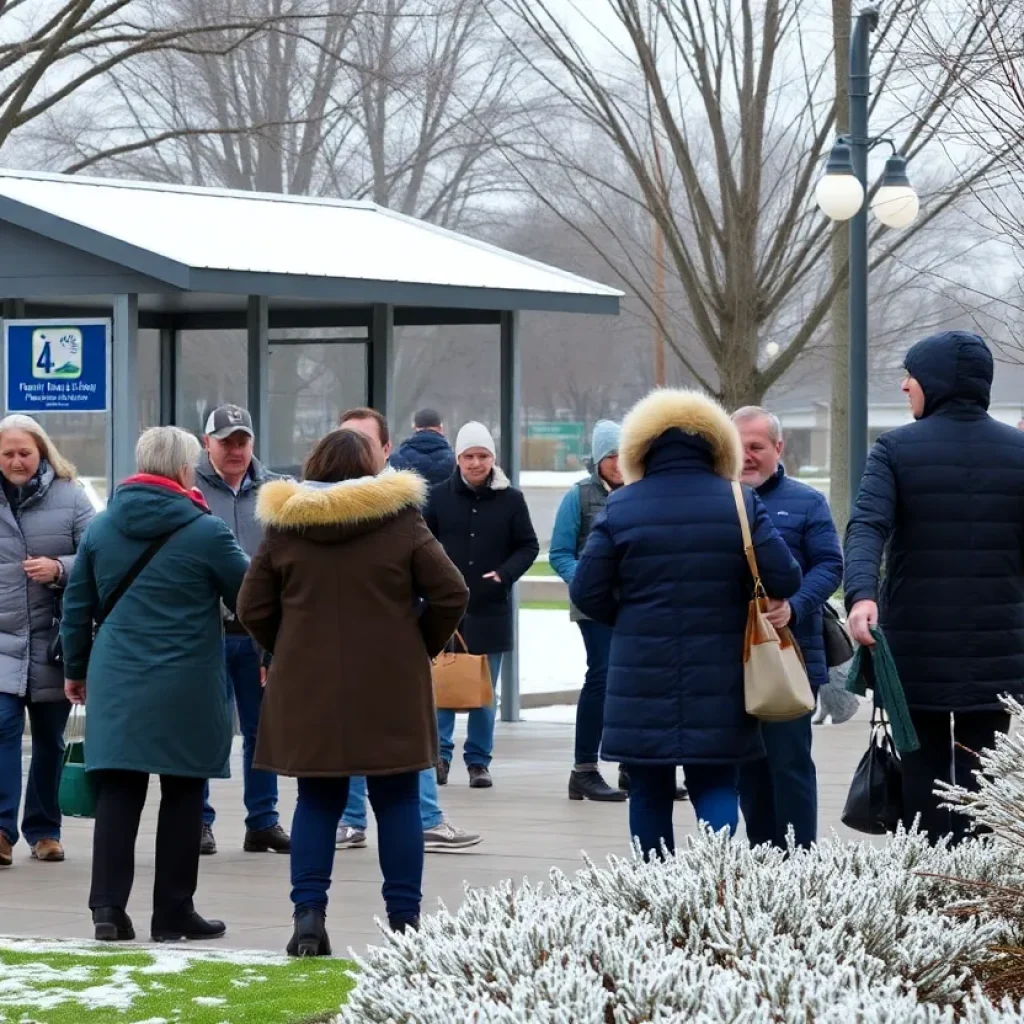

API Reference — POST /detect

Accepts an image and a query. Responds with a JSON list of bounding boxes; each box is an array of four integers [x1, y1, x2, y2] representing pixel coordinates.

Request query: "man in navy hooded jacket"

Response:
[[846, 331, 1024, 844], [732, 406, 843, 850], [389, 409, 456, 486]]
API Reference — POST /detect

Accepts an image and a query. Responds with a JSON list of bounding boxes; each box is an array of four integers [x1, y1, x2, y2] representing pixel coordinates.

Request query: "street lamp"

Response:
[[815, 6, 920, 512]]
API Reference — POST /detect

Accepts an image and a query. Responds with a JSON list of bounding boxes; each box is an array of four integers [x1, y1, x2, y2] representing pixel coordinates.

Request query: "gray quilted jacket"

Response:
[[0, 465, 95, 702]]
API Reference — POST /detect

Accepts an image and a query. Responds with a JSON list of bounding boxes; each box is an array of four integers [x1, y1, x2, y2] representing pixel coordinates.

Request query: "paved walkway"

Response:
[[0, 709, 873, 955]]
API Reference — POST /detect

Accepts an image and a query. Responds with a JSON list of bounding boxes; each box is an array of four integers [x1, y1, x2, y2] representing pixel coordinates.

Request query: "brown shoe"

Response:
[[0, 834, 11, 867], [31, 839, 64, 862]]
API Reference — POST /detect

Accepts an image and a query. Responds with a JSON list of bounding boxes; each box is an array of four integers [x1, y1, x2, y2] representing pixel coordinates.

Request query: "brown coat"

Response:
[[237, 471, 468, 777]]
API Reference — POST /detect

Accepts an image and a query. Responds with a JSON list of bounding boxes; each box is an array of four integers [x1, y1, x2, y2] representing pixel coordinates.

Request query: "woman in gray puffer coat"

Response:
[[0, 415, 94, 868]]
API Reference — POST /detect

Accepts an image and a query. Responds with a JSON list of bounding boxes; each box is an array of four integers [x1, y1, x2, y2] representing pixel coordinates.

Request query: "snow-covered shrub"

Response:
[[339, 704, 1024, 1023]]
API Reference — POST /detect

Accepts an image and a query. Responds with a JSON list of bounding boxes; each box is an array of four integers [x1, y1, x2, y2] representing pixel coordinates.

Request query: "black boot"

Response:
[[389, 915, 420, 935], [569, 770, 627, 802], [286, 908, 332, 958], [151, 910, 226, 942], [93, 907, 135, 942]]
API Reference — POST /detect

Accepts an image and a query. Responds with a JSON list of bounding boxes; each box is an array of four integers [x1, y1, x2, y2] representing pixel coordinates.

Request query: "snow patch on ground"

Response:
[[519, 610, 584, 695]]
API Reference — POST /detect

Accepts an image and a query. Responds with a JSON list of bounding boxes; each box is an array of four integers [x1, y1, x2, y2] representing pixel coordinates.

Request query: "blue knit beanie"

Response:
[[592, 420, 621, 466]]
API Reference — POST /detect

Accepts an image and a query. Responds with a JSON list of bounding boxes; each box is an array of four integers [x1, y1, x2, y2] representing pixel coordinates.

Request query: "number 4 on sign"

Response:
[[35, 341, 52, 374]]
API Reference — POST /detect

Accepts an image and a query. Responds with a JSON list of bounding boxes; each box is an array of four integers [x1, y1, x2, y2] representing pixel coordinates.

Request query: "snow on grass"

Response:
[[0, 941, 354, 1023]]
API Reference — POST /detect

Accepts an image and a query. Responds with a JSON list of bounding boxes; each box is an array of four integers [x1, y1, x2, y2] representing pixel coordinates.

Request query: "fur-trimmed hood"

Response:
[[454, 465, 510, 493], [256, 470, 426, 542], [619, 389, 742, 484]]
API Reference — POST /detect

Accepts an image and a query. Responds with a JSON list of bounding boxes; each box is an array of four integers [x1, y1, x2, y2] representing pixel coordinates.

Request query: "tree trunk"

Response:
[[829, 0, 852, 534]]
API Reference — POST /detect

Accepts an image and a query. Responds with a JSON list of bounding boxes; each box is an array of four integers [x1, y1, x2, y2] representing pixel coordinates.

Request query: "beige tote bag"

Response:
[[731, 482, 815, 722], [431, 632, 494, 711]]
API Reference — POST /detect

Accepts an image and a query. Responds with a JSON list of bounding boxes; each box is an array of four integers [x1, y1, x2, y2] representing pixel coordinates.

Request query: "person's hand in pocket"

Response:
[[482, 571, 502, 584]]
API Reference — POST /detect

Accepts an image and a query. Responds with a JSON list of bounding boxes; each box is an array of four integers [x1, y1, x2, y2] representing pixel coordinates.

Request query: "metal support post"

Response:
[[159, 326, 178, 426], [110, 294, 139, 492], [247, 296, 269, 457], [499, 310, 521, 723], [369, 303, 394, 423]]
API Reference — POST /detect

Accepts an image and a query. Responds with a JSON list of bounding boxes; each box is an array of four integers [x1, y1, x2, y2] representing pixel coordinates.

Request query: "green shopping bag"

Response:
[[59, 708, 96, 819]]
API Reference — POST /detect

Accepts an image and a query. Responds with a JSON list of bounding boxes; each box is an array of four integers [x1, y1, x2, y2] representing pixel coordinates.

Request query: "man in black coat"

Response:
[[389, 408, 456, 486], [424, 421, 539, 789], [845, 330, 1024, 843]]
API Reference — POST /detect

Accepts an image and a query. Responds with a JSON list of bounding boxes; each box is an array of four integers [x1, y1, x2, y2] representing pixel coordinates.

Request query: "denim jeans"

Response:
[[203, 635, 279, 832], [341, 768, 442, 832], [626, 762, 739, 859], [436, 653, 503, 768], [292, 773, 422, 923], [575, 622, 612, 767], [738, 712, 817, 850], [0, 693, 71, 846]]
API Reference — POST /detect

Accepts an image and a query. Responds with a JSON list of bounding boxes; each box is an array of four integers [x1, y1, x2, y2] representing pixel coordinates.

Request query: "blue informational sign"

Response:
[[4, 319, 109, 413]]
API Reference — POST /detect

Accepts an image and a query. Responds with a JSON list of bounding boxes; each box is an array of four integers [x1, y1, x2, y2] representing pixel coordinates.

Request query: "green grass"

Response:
[[521, 599, 569, 611], [0, 941, 355, 1024], [526, 561, 556, 577]]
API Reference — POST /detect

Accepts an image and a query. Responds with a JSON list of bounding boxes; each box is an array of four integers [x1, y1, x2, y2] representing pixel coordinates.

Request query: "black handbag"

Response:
[[46, 592, 64, 666], [822, 602, 855, 667], [841, 707, 903, 834]]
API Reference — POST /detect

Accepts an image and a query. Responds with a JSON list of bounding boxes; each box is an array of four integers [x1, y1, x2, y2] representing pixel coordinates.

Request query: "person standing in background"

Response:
[[389, 409, 456, 486], [426, 422, 539, 790], [196, 404, 290, 858], [0, 415, 94, 868], [549, 421, 627, 802], [334, 408, 482, 852], [732, 406, 842, 851]]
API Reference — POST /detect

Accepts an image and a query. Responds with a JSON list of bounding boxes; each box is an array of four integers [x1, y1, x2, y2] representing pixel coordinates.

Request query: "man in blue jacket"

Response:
[[732, 406, 843, 850], [389, 409, 456, 486]]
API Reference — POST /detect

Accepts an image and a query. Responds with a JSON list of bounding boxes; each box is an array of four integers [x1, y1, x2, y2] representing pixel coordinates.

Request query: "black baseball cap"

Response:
[[204, 404, 254, 440]]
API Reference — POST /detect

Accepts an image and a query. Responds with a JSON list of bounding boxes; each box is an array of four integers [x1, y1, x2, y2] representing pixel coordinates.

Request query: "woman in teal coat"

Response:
[[61, 426, 249, 944]]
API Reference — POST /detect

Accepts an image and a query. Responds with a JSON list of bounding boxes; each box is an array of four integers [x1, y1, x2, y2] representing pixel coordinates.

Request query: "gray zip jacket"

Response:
[[194, 451, 284, 558], [0, 465, 95, 702]]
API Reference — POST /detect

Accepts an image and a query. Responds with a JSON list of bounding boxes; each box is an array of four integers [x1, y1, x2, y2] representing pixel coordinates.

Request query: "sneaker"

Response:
[[335, 825, 367, 849], [467, 764, 492, 789], [436, 759, 450, 786], [0, 833, 11, 868], [31, 838, 65, 862], [423, 821, 482, 852], [244, 824, 291, 853], [200, 824, 217, 856]]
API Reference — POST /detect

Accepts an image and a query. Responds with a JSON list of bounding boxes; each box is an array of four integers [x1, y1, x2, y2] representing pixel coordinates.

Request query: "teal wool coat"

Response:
[[61, 481, 249, 778]]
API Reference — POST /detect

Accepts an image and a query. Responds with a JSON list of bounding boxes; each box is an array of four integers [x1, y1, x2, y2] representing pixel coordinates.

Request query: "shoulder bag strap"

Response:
[[730, 481, 765, 598], [96, 516, 196, 626]]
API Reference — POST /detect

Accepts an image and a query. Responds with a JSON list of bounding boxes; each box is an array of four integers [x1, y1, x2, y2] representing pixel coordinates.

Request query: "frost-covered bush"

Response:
[[339, 704, 1024, 1023]]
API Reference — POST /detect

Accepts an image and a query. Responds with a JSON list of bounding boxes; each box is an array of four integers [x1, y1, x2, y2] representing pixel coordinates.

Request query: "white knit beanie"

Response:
[[455, 421, 496, 458]]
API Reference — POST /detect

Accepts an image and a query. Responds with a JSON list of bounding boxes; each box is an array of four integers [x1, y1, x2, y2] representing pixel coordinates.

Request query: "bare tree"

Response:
[[495, 0, 1003, 410]]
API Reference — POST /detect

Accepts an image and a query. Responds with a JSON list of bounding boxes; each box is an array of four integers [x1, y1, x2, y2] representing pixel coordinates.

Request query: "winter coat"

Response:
[[194, 452, 284, 558], [0, 464, 94, 703], [61, 481, 249, 778], [389, 430, 456, 486], [424, 469, 539, 654], [570, 390, 803, 766], [845, 330, 1024, 712], [549, 471, 617, 622], [755, 466, 843, 690], [237, 472, 468, 777]]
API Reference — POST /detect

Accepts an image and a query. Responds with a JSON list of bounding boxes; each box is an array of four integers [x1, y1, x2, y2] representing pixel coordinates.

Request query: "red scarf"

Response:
[[121, 473, 210, 512]]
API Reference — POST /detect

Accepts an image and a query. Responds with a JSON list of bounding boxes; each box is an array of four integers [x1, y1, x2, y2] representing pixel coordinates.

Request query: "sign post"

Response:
[[4, 319, 109, 414]]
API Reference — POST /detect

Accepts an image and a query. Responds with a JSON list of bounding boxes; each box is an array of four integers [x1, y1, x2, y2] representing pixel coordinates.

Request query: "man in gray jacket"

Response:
[[196, 405, 290, 856]]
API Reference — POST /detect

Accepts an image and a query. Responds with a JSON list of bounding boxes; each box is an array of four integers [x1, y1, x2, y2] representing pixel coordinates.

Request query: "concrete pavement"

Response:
[[0, 709, 874, 955]]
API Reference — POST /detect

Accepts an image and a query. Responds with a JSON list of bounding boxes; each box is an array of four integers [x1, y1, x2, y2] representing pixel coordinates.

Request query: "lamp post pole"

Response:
[[847, 6, 878, 509]]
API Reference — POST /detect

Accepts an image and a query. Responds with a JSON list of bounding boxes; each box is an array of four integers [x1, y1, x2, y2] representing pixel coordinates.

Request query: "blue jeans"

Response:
[[0, 693, 71, 846], [203, 635, 279, 832], [575, 622, 612, 767], [626, 762, 738, 858], [437, 654, 503, 768], [291, 773, 422, 923], [738, 713, 817, 850], [341, 768, 442, 832]]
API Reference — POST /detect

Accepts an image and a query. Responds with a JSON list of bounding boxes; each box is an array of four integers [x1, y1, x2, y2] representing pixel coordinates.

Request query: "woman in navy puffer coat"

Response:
[[570, 390, 802, 855]]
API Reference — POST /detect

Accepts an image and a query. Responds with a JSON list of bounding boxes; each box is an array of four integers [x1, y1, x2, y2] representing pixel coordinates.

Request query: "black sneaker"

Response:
[[244, 824, 291, 853], [152, 911, 226, 942], [436, 759, 450, 786], [200, 824, 217, 856], [568, 769, 627, 802], [467, 764, 492, 789], [93, 907, 135, 942]]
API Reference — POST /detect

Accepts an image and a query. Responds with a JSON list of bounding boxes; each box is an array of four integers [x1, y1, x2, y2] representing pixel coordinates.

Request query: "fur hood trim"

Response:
[[256, 471, 426, 529], [619, 389, 742, 483]]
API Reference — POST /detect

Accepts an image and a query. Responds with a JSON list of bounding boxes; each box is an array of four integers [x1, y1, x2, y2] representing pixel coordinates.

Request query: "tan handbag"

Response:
[[431, 632, 494, 711], [731, 482, 815, 722]]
